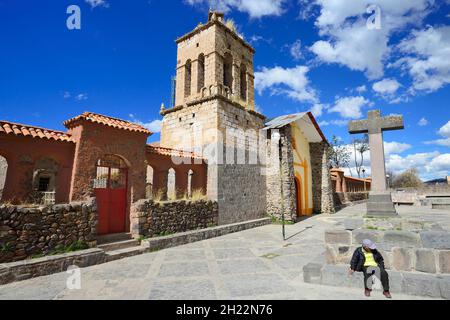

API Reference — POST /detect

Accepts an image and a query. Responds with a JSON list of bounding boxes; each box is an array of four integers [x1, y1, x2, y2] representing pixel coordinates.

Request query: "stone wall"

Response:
[[265, 127, 297, 221], [324, 229, 450, 275], [0, 200, 97, 263], [310, 142, 335, 214], [130, 199, 218, 237]]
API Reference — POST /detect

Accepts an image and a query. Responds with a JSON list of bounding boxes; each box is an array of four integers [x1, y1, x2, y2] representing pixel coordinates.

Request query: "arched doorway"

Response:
[[294, 176, 302, 216], [94, 155, 128, 235], [0, 155, 7, 201], [167, 168, 176, 200]]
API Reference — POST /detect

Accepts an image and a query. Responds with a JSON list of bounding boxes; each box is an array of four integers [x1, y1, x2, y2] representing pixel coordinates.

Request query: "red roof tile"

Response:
[[64, 112, 152, 135], [146, 145, 204, 160], [0, 120, 73, 142]]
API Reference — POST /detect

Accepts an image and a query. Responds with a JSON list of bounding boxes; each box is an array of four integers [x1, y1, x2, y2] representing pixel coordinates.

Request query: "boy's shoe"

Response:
[[365, 289, 371, 297], [383, 291, 392, 299]]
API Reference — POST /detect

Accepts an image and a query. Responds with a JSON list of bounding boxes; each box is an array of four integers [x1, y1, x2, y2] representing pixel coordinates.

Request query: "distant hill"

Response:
[[425, 178, 448, 185]]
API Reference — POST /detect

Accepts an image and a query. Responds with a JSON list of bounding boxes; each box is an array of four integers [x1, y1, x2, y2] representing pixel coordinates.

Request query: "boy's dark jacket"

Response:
[[350, 247, 385, 272]]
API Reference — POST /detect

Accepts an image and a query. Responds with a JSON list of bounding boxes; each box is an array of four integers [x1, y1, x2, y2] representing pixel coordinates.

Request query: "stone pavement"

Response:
[[0, 204, 445, 300]]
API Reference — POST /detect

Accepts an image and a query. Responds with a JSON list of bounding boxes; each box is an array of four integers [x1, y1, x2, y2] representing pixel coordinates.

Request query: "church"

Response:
[[0, 12, 334, 238]]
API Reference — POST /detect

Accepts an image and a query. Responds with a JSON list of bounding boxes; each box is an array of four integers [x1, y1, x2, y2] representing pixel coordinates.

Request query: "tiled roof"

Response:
[[64, 112, 152, 135], [146, 145, 204, 160], [0, 120, 73, 142]]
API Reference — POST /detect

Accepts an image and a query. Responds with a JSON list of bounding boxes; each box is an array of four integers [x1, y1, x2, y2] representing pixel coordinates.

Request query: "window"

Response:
[[185, 60, 192, 97], [223, 53, 233, 89], [197, 54, 205, 93], [38, 177, 50, 192], [0, 155, 8, 201], [167, 168, 176, 200], [240, 63, 247, 101]]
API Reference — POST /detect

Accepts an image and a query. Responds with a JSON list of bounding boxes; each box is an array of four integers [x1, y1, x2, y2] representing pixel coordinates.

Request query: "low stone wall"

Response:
[[131, 199, 219, 237], [324, 229, 450, 274], [0, 200, 97, 263], [334, 192, 369, 207]]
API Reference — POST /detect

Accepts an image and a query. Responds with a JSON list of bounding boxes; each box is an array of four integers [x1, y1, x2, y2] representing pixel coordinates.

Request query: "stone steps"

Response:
[[98, 239, 140, 252], [96, 233, 133, 245], [105, 246, 147, 262], [303, 262, 450, 299]]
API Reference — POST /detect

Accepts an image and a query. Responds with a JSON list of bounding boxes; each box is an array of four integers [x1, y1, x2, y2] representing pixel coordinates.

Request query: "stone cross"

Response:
[[349, 110, 404, 216]]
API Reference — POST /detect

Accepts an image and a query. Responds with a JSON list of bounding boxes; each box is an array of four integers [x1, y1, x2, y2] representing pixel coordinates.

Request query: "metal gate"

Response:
[[94, 155, 128, 235]]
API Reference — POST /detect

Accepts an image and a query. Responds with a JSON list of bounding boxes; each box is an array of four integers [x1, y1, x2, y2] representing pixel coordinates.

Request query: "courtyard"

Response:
[[0, 204, 445, 300]]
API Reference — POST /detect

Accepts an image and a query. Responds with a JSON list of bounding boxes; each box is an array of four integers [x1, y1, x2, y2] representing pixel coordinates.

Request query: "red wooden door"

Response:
[[94, 157, 128, 235]]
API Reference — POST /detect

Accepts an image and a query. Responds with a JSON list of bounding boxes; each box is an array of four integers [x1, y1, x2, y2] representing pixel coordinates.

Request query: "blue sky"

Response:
[[0, 0, 449, 180]]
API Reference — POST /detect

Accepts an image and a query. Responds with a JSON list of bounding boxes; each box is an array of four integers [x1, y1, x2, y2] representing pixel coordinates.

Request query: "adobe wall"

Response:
[[0, 134, 75, 204]]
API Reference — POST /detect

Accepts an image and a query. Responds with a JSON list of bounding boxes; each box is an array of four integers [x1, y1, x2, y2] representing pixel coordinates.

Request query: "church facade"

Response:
[[0, 12, 334, 237]]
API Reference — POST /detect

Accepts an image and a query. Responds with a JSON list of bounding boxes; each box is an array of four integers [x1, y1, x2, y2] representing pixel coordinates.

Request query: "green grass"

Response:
[[270, 215, 295, 225], [0, 242, 13, 253], [48, 240, 89, 256]]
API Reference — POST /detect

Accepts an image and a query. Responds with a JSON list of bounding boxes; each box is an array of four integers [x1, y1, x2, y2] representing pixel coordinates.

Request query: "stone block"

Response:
[[421, 231, 450, 250], [325, 245, 337, 264], [386, 270, 404, 294], [303, 263, 323, 284], [320, 264, 364, 289], [414, 249, 437, 274], [324, 230, 352, 245], [402, 273, 441, 298], [392, 247, 414, 271], [378, 250, 392, 270], [438, 250, 450, 274], [352, 229, 382, 246], [382, 230, 420, 250], [343, 218, 364, 231], [437, 275, 450, 299]]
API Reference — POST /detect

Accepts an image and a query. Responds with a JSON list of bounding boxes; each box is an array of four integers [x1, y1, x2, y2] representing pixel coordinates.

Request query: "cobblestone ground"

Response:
[[0, 204, 445, 300]]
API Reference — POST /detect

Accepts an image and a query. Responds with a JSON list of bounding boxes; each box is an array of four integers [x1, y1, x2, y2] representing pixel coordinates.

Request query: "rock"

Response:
[[320, 264, 364, 289], [438, 250, 450, 274], [421, 231, 450, 250], [392, 247, 413, 271], [325, 245, 337, 264], [352, 229, 382, 246], [438, 275, 450, 299], [415, 249, 437, 274], [324, 230, 352, 245], [343, 219, 364, 231], [381, 231, 420, 250], [303, 263, 323, 284], [402, 273, 441, 298]]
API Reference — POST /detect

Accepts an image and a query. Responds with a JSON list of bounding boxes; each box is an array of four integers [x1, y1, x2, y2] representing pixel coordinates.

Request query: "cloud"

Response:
[[425, 120, 450, 147], [254, 65, 318, 103], [76, 93, 88, 101], [63, 91, 71, 99], [372, 78, 401, 94], [318, 119, 348, 127], [328, 96, 372, 119], [311, 103, 327, 118], [184, 0, 285, 18], [85, 0, 109, 8], [309, 0, 435, 80], [418, 117, 428, 126], [355, 85, 367, 93], [129, 114, 162, 133], [396, 26, 450, 93], [290, 40, 302, 60]]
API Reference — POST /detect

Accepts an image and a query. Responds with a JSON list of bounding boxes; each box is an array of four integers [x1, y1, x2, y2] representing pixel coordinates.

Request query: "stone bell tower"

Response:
[[160, 11, 267, 225]]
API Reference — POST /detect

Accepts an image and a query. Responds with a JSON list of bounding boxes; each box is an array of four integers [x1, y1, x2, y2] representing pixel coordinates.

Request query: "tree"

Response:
[[391, 169, 423, 189], [328, 135, 351, 169], [352, 134, 369, 178]]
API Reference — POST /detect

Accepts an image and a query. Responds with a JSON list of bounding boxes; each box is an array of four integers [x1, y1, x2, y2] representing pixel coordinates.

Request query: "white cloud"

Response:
[[290, 40, 302, 60], [328, 96, 372, 119], [254, 65, 318, 103], [418, 117, 428, 126], [425, 120, 450, 147], [76, 93, 88, 101], [63, 91, 71, 99], [309, 0, 434, 80], [318, 119, 348, 127], [184, 0, 285, 18], [129, 114, 162, 133], [85, 0, 109, 8], [311, 103, 326, 118], [396, 26, 450, 92], [355, 85, 367, 93], [372, 78, 401, 94], [384, 141, 412, 155]]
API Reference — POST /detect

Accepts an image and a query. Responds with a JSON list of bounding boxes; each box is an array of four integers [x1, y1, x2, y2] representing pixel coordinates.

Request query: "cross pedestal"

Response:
[[349, 110, 404, 217]]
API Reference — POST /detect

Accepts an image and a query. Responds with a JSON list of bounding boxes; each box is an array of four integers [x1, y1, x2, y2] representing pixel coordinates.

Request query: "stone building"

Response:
[[0, 11, 334, 238]]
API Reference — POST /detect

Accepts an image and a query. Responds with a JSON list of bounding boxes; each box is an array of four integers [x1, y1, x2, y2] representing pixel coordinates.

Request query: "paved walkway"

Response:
[[0, 204, 444, 300]]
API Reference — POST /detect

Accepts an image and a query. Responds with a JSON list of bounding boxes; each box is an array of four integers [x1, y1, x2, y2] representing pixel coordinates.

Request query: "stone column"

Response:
[[310, 142, 335, 214]]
